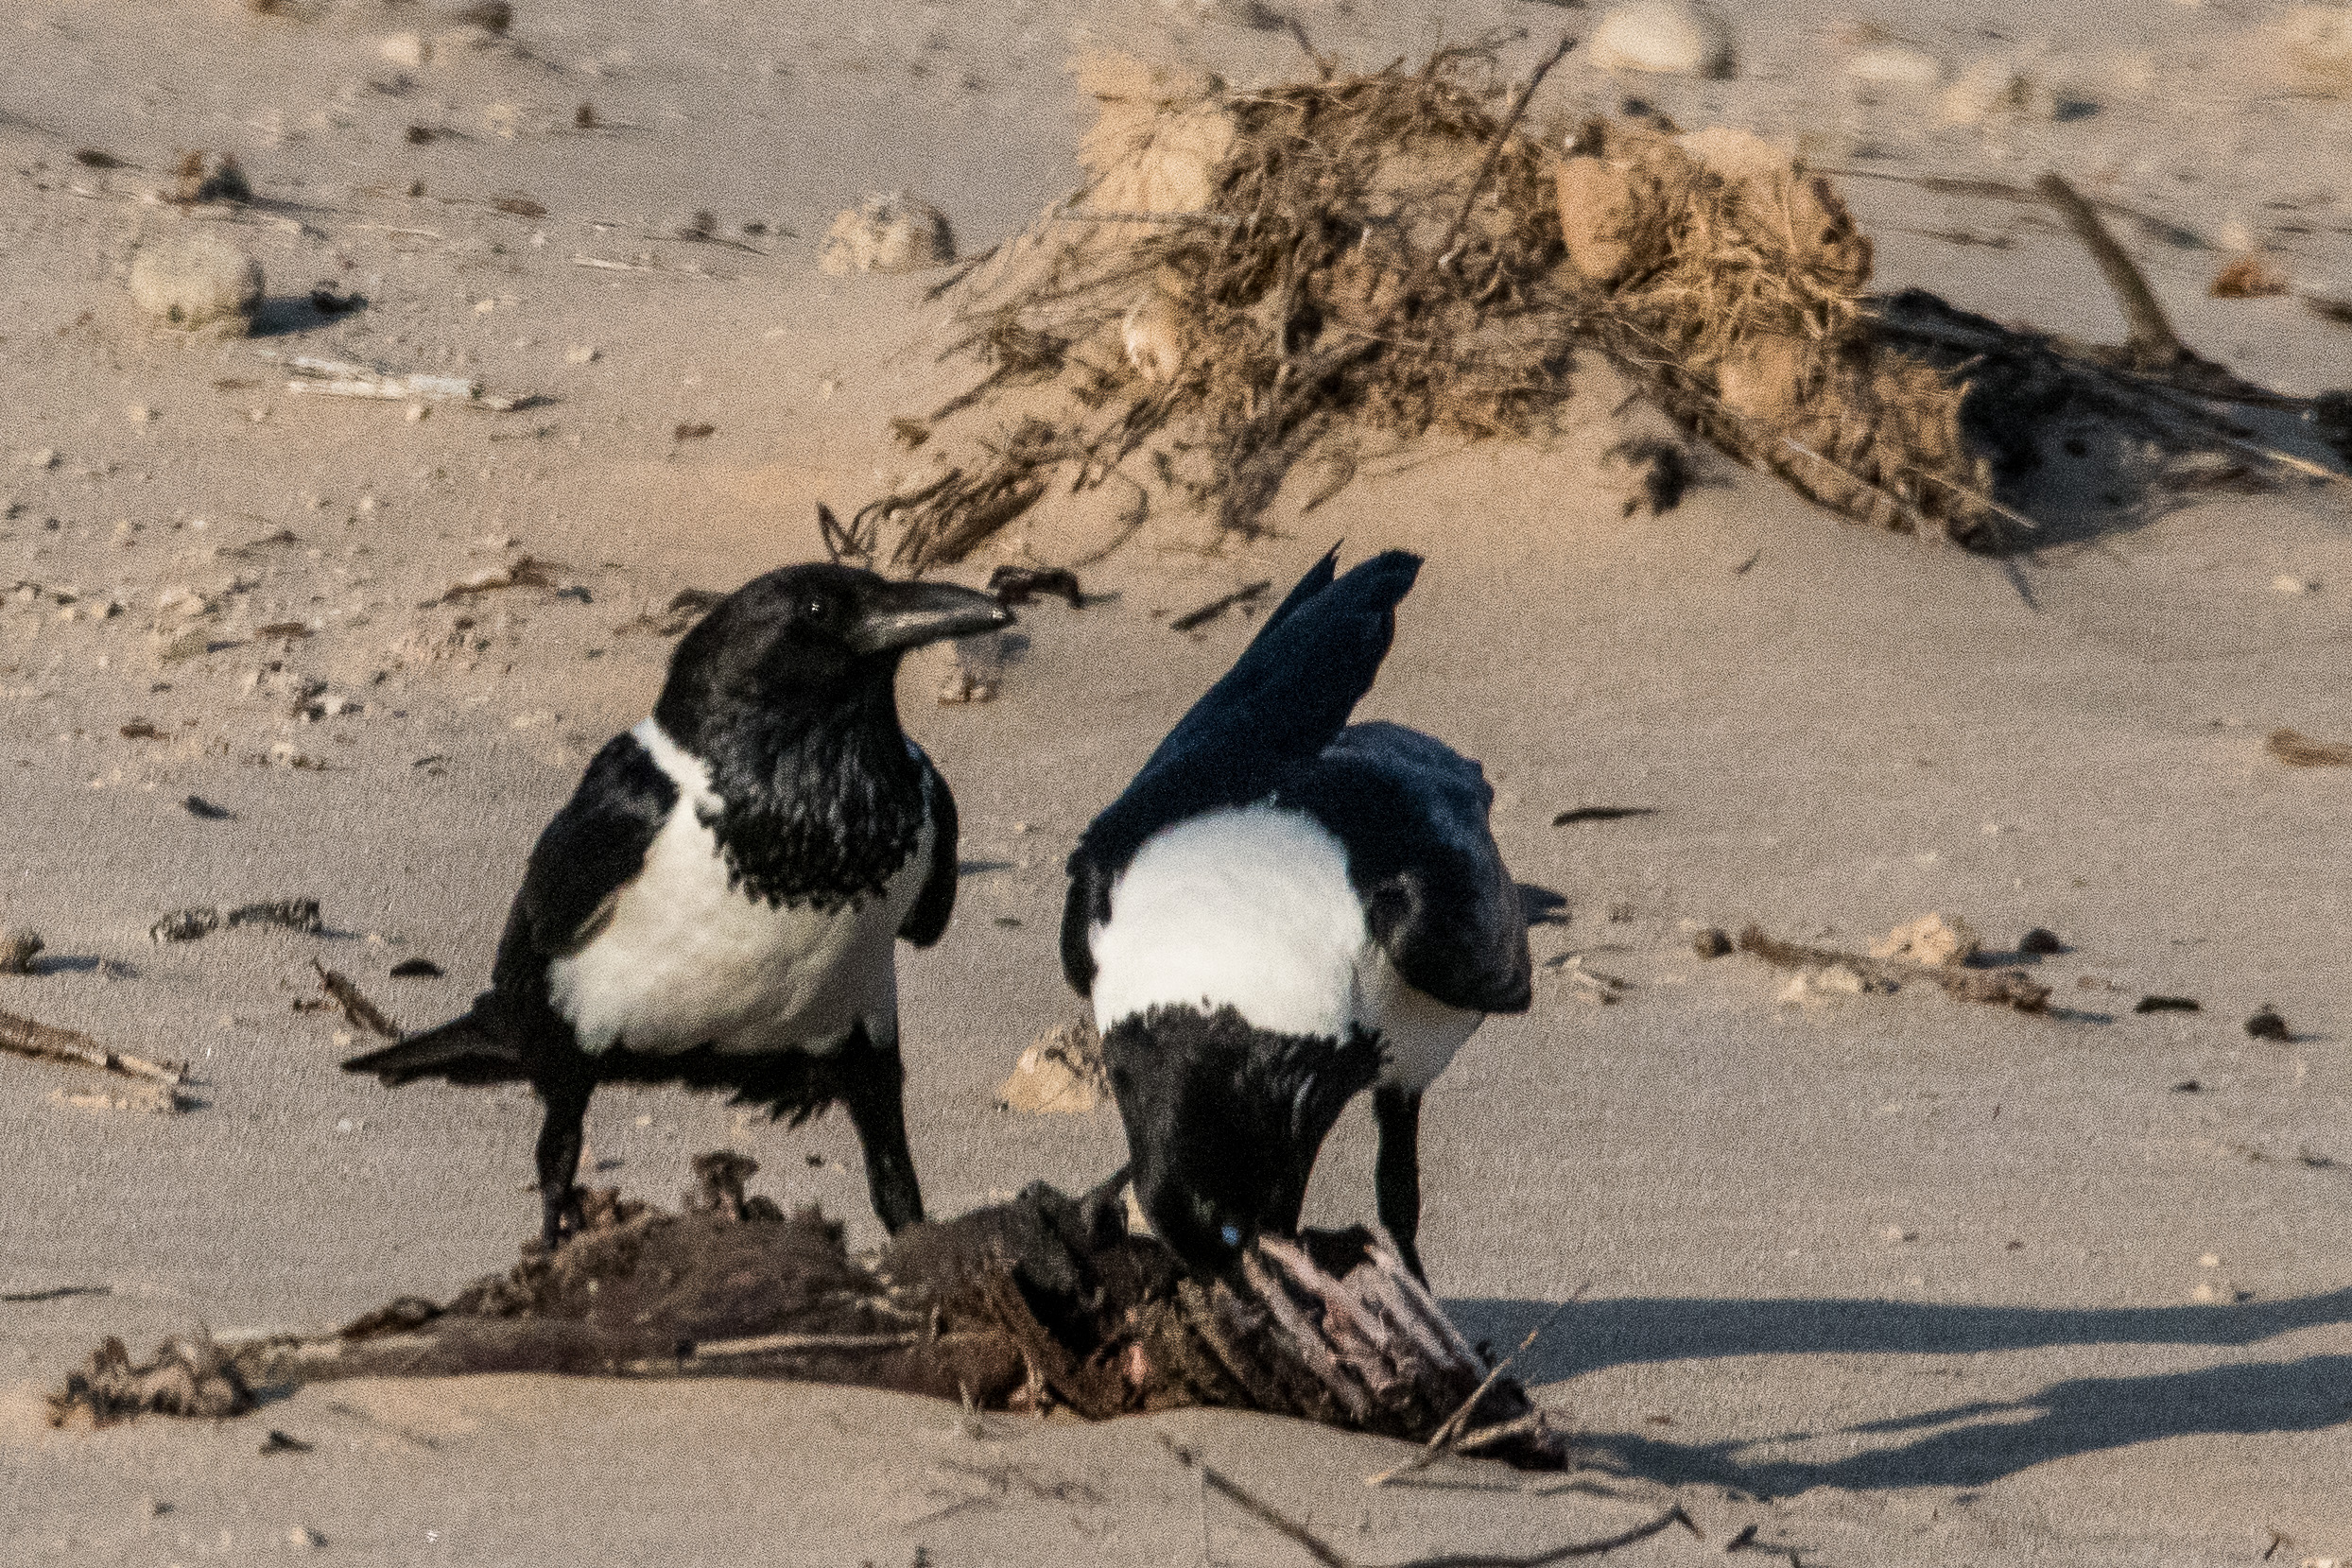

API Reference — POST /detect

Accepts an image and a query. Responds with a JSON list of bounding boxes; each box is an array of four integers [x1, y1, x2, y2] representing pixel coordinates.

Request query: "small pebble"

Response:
[[2018, 926, 2065, 956], [1691, 926, 1733, 958], [1844, 43, 1945, 91], [126, 404, 155, 423], [564, 345, 599, 364], [288, 1525, 327, 1550], [1588, 0, 1739, 78], [379, 31, 430, 69], [2199, 1253, 2223, 1267], [2245, 1004, 2291, 1042], [0, 928, 44, 974], [2272, 573, 2320, 594], [818, 192, 956, 275], [1881, 1225, 1917, 1243], [128, 233, 264, 333]]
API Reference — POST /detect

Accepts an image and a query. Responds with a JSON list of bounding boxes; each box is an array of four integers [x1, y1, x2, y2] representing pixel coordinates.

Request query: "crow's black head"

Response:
[[1103, 1004, 1383, 1276], [656, 562, 1012, 748]]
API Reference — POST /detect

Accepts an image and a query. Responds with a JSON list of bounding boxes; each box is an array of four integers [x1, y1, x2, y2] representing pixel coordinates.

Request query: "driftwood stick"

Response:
[[313, 961, 399, 1040], [1735, 925, 2051, 1013], [1435, 34, 1577, 269], [2035, 172, 2182, 368], [1167, 579, 1272, 632], [0, 1009, 186, 1087]]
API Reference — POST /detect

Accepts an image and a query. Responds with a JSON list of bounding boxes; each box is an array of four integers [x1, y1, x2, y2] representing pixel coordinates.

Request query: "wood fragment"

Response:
[[1368, 1288, 1582, 1488], [2035, 172, 2183, 369], [2268, 727, 2352, 767], [1550, 806, 1655, 826], [1735, 925, 2050, 1013], [0, 1010, 190, 1101], [1160, 1436, 1358, 1568], [1167, 580, 1272, 632], [313, 961, 399, 1040]]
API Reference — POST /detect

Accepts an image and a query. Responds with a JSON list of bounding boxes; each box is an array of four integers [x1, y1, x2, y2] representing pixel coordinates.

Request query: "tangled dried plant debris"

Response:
[[870, 48, 2345, 572], [1736, 923, 2050, 1012]]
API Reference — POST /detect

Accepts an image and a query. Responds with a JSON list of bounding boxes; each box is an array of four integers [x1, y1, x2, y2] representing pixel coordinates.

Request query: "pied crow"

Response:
[[1061, 547, 1531, 1281], [346, 562, 1012, 1247]]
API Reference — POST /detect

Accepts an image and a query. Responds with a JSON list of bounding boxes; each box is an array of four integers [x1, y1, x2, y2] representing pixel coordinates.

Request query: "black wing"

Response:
[[490, 731, 679, 995], [1069, 547, 1423, 888], [1283, 722, 1532, 1016], [899, 746, 959, 948]]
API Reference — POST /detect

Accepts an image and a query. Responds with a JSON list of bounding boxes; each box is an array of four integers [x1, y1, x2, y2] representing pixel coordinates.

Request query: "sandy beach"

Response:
[[3, 0, 2349, 1562]]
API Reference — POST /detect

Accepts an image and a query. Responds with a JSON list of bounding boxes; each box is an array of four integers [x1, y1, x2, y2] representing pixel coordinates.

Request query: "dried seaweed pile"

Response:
[[876, 49, 1583, 568], [52, 1153, 1565, 1467], [864, 47, 2346, 571]]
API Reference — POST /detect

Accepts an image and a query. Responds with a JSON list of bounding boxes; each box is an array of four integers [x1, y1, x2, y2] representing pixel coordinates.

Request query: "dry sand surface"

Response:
[[4, 0, 2352, 1563]]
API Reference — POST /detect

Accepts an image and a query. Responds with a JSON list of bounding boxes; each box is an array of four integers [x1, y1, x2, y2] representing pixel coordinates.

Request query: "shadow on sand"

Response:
[[1447, 1290, 2352, 1492]]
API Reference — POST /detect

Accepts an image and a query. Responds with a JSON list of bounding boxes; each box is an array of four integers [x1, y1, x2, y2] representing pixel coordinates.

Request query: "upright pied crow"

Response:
[[346, 563, 1012, 1247], [1061, 547, 1531, 1281]]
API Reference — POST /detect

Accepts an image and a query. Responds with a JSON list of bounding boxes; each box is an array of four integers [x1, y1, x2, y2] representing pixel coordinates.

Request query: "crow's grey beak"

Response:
[[847, 578, 1014, 655]]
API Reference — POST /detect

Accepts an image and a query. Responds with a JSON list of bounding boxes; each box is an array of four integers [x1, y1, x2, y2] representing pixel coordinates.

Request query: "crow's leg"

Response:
[[532, 1072, 595, 1248], [838, 1028, 925, 1232], [1373, 1084, 1427, 1284]]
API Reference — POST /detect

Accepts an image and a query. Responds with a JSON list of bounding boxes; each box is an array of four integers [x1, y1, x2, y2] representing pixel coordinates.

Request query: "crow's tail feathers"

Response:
[[341, 1001, 530, 1087]]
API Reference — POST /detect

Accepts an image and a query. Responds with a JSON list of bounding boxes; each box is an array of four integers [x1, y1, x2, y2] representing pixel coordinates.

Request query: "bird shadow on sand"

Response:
[[1447, 1290, 2352, 1493]]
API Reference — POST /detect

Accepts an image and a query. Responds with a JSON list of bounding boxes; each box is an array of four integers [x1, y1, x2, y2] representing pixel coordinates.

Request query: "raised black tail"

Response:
[[341, 1001, 530, 1087]]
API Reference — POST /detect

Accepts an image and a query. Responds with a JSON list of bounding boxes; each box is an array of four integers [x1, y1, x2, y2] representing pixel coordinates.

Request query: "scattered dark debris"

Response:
[[994, 916, 1023, 929], [1515, 885, 1569, 927], [2268, 727, 2352, 767], [1606, 901, 1635, 923], [491, 194, 546, 218], [168, 151, 250, 205], [254, 621, 313, 639], [182, 796, 233, 820], [672, 422, 717, 443], [1167, 580, 1271, 634], [2245, 1005, 2292, 1042], [618, 587, 724, 637], [986, 565, 1084, 609], [405, 125, 438, 146], [454, 1, 513, 34], [574, 102, 600, 130], [555, 585, 593, 604], [1691, 926, 1733, 959], [441, 557, 555, 601], [2018, 926, 2066, 956], [314, 960, 399, 1040], [1550, 805, 1656, 826], [0, 1284, 110, 1303], [411, 754, 450, 776], [890, 416, 931, 449], [673, 210, 718, 242], [307, 285, 365, 315], [118, 720, 164, 741], [149, 899, 323, 944], [50, 1335, 251, 1427], [2135, 995, 2202, 1014], [389, 957, 443, 979], [1606, 437, 1692, 518], [2171, 1079, 2202, 1093], [258, 1428, 312, 1455], [72, 148, 129, 170]]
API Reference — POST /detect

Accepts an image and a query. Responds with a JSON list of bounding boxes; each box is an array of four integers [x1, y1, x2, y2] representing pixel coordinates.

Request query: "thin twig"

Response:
[[1160, 1436, 1358, 1568], [2035, 172, 2182, 368], [314, 961, 399, 1039], [1167, 579, 1273, 632], [1434, 34, 1576, 269], [1387, 1507, 1693, 1568]]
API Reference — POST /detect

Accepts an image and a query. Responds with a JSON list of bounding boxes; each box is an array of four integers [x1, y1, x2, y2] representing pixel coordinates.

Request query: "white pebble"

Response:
[[1588, 0, 1739, 78], [2199, 1252, 2222, 1267], [126, 404, 156, 424], [2272, 573, 2319, 594], [1845, 44, 1945, 91], [564, 345, 599, 365], [379, 32, 430, 69], [130, 233, 263, 332], [10, 447, 60, 470]]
